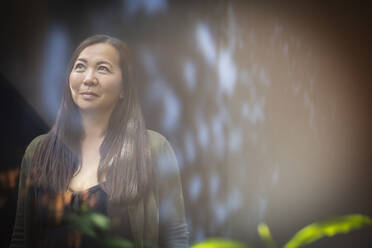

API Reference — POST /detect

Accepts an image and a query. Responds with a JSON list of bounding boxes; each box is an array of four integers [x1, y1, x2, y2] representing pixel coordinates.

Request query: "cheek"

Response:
[[69, 73, 80, 91], [105, 83, 123, 103], [106, 76, 123, 94]]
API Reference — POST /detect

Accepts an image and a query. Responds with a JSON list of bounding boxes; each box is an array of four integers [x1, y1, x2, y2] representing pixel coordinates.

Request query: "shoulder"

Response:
[[19, 134, 48, 180], [23, 134, 48, 160], [146, 129, 175, 159], [146, 130, 180, 177], [146, 129, 170, 150]]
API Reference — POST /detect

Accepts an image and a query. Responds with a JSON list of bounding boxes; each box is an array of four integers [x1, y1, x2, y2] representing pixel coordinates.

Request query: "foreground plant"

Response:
[[192, 214, 372, 248], [66, 207, 371, 248], [66, 205, 146, 248], [283, 214, 372, 248]]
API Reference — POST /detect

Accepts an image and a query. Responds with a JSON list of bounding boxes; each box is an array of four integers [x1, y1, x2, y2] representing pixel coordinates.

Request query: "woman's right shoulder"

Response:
[[19, 134, 48, 177], [24, 134, 48, 158]]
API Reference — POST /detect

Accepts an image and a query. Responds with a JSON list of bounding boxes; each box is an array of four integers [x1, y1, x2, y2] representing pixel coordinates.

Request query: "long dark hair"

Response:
[[31, 34, 153, 203]]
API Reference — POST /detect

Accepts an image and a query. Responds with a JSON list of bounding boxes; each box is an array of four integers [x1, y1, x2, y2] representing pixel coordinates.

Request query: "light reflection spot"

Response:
[[196, 23, 216, 66]]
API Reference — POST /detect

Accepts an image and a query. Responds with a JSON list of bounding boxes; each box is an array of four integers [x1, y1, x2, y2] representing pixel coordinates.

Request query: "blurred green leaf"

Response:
[[257, 223, 277, 248], [66, 205, 111, 235], [191, 238, 253, 248], [66, 214, 97, 238], [143, 242, 159, 248], [90, 212, 111, 231], [80, 204, 89, 212], [284, 214, 372, 248], [64, 205, 140, 248], [102, 237, 135, 248]]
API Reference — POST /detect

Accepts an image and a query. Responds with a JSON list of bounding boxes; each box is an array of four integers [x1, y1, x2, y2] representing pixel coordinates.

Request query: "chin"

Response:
[[76, 103, 99, 112]]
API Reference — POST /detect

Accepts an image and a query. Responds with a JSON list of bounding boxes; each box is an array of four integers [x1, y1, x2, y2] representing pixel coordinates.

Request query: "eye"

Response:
[[74, 63, 85, 71], [98, 65, 110, 73]]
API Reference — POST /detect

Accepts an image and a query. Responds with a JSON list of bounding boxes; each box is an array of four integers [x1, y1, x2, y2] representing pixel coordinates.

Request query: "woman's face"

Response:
[[69, 43, 123, 114]]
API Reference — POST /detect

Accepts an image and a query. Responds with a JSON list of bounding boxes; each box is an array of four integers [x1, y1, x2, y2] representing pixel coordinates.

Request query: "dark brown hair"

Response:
[[31, 34, 152, 203]]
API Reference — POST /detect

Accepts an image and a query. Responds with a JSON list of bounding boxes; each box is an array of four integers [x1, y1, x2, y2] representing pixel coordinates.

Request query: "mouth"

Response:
[[80, 91, 99, 97]]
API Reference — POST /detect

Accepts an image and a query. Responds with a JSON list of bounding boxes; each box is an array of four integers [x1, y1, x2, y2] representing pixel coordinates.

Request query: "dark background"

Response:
[[1, 1, 372, 247]]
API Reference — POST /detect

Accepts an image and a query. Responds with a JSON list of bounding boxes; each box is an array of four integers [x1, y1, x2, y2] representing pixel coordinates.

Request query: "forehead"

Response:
[[77, 43, 120, 65]]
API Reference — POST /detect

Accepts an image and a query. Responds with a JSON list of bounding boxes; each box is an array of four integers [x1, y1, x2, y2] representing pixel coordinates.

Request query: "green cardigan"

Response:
[[9, 130, 189, 248]]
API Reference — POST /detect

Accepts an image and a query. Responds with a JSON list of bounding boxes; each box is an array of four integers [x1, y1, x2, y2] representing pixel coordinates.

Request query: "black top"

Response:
[[36, 184, 133, 248]]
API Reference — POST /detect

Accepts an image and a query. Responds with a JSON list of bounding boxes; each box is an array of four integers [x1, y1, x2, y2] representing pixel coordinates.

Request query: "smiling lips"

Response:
[[80, 91, 99, 99], [81, 91, 98, 96]]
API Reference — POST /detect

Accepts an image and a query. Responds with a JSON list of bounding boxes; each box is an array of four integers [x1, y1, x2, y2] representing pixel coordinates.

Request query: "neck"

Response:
[[80, 109, 112, 141]]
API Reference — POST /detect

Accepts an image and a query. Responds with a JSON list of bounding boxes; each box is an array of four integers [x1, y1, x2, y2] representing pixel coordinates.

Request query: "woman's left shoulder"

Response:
[[146, 129, 172, 152], [146, 129, 179, 174]]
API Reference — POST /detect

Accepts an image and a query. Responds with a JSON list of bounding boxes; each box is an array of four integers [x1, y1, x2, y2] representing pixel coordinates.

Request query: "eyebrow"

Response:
[[76, 58, 113, 68]]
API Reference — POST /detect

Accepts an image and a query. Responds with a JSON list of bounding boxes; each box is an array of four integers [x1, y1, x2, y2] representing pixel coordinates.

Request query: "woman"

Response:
[[10, 34, 188, 248]]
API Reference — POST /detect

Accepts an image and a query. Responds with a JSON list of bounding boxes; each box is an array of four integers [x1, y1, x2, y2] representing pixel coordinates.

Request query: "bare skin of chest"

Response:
[[68, 138, 102, 192]]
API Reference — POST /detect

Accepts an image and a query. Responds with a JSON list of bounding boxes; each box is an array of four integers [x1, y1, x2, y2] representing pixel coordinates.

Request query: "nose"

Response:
[[83, 69, 98, 86]]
